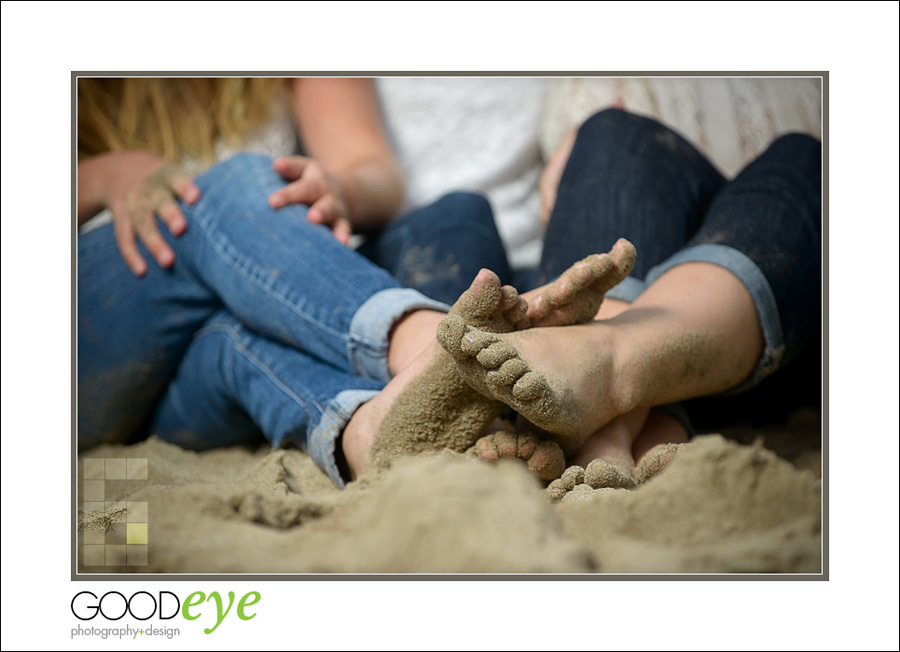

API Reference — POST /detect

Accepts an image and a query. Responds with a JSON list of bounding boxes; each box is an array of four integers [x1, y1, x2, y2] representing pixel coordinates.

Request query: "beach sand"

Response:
[[76, 407, 821, 574]]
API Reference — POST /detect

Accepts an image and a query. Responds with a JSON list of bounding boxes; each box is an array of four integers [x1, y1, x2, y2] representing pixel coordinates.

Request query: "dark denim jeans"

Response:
[[541, 109, 822, 421], [358, 192, 511, 305]]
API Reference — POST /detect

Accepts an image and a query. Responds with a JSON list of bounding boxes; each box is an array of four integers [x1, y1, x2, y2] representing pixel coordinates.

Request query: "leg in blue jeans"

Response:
[[540, 109, 821, 414], [78, 153, 447, 449], [357, 191, 511, 305], [149, 311, 384, 486]]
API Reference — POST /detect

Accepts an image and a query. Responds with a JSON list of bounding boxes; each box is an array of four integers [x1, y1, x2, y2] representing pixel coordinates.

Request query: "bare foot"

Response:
[[632, 412, 690, 464], [350, 246, 634, 481], [545, 458, 637, 501], [454, 243, 636, 477], [583, 458, 636, 489], [633, 442, 686, 484], [347, 240, 642, 481], [439, 258, 766, 460], [571, 407, 651, 469], [467, 425, 566, 483], [438, 311, 625, 457], [544, 416, 689, 500], [437, 240, 638, 455], [524, 238, 636, 326], [356, 269, 528, 478]]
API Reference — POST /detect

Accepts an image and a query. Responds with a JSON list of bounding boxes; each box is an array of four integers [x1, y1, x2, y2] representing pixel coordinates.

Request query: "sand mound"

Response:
[[77, 425, 821, 574], [554, 435, 821, 573]]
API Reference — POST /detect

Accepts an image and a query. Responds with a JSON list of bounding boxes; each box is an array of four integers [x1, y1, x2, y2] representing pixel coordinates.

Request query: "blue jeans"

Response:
[[541, 109, 822, 422], [78, 153, 449, 486], [358, 192, 511, 305]]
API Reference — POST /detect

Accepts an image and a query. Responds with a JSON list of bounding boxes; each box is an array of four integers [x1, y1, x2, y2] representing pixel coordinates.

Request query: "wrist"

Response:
[[78, 153, 123, 222]]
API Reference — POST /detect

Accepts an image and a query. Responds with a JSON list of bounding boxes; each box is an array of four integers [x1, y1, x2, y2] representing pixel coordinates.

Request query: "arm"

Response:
[[538, 126, 577, 229], [78, 154, 117, 225], [268, 78, 405, 241]]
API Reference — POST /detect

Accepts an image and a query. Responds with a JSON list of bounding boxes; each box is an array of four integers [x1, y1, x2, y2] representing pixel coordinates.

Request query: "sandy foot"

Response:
[[437, 240, 637, 453], [633, 442, 686, 484], [526, 238, 636, 326], [546, 443, 687, 501], [368, 270, 528, 471], [467, 428, 566, 482], [368, 244, 635, 477], [546, 459, 637, 500]]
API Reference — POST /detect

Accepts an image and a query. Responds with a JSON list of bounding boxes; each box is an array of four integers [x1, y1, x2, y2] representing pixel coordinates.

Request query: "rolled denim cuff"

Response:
[[604, 275, 648, 303], [307, 388, 381, 488], [348, 288, 451, 383], [645, 243, 785, 392]]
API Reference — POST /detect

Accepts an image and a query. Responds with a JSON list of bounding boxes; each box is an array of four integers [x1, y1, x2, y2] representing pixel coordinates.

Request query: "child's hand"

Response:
[[269, 156, 353, 245], [102, 152, 200, 276]]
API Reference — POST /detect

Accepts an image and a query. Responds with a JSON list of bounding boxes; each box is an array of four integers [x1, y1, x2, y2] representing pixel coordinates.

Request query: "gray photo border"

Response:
[[71, 70, 828, 581]]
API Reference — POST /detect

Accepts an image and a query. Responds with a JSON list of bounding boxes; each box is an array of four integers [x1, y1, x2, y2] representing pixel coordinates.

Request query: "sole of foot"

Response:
[[366, 270, 529, 474], [437, 239, 637, 454]]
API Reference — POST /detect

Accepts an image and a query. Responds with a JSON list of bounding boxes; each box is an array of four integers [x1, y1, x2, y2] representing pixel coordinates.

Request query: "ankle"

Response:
[[341, 400, 380, 481], [581, 319, 644, 419], [387, 310, 445, 376], [602, 316, 658, 414]]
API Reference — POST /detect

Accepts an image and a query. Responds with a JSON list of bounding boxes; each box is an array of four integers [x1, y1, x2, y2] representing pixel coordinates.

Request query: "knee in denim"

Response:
[[762, 133, 822, 180], [578, 108, 702, 164], [578, 107, 653, 141], [434, 191, 495, 228], [194, 152, 277, 195]]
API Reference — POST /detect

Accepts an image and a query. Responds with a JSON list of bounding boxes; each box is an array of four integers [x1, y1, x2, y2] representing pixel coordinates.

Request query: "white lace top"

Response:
[[541, 77, 822, 178], [376, 78, 549, 270]]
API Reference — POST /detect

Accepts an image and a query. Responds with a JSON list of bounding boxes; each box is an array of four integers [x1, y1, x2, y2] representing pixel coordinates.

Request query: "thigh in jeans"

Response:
[[77, 222, 222, 449]]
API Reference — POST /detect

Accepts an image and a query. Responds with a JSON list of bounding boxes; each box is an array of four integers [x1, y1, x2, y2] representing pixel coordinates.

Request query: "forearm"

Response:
[[292, 78, 405, 231], [77, 153, 117, 225]]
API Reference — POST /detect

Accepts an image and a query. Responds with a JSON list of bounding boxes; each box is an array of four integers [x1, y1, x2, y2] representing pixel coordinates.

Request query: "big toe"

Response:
[[453, 268, 503, 322]]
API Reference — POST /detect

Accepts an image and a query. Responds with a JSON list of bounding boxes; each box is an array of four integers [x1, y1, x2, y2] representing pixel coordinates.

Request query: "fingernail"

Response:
[[186, 188, 201, 204], [269, 195, 282, 208]]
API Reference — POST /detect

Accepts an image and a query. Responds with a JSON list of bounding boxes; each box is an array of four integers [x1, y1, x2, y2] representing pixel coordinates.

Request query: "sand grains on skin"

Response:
[[437, 239, 637, 454], [546, 442, 687, 500], [368, 269, 529, 470], [370, 241, 636, 473]]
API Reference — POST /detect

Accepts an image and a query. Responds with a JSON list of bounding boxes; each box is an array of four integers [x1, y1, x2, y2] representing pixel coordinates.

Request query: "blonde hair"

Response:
[[78, 78, 290, 162]]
